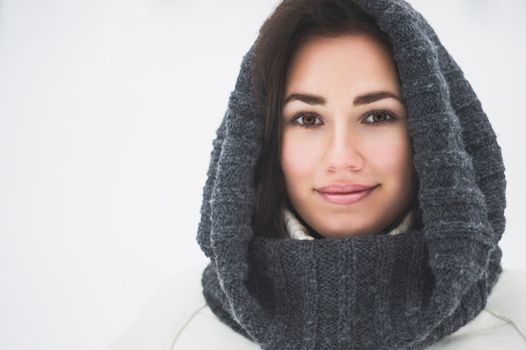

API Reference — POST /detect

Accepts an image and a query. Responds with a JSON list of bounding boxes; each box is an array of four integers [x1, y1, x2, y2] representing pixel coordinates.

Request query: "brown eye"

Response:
[[373, 112, 387, 122], [363, 111, 396, 125], [303, 115, 317, 125], [291, 112, 322, 128]]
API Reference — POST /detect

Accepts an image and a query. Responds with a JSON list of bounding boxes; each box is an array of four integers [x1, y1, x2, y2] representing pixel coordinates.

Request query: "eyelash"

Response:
[[289, 110, 398, 129]]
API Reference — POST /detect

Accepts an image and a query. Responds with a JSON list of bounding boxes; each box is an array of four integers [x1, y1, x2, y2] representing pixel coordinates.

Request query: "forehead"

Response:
[[285, 33, 400, 94]]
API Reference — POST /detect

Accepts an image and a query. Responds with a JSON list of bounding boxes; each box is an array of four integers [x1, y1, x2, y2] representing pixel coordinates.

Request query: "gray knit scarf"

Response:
[[196, 0, 507, 348]]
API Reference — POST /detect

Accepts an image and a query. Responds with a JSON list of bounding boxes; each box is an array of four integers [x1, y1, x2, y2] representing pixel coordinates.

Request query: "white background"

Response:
[[1, 0, 525, 349]]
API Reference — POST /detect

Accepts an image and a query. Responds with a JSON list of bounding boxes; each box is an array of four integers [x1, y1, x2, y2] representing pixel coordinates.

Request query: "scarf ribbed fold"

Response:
[[196, 1, 506, 348]]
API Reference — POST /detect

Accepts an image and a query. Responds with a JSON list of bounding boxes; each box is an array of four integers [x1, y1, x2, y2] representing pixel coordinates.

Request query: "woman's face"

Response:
[[280, 33, 417, 238]]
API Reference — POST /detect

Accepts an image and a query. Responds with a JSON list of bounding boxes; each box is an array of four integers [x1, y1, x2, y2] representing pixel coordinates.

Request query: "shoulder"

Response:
[[485, 269, 526, 325], [171, 304, 259, 349], [108, 262, 258, 350], [107, 263, 208, 350], [429, 269, 526, 350]]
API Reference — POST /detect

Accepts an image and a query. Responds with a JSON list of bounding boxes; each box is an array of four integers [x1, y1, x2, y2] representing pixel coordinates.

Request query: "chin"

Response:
[[316, 222, 374, 238]]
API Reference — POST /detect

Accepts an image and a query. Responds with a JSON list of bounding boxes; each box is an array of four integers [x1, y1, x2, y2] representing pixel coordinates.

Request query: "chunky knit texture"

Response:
[[196, 0, 507, 349]]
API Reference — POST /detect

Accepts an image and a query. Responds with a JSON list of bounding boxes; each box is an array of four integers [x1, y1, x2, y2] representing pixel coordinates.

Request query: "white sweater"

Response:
[[109, 265, 526, 349], [284, 206, 416, 240], [109, 210, 526, 349]]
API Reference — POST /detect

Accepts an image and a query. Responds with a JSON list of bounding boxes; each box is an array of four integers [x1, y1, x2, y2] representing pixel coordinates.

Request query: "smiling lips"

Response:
[[316, 184, 378, 205]]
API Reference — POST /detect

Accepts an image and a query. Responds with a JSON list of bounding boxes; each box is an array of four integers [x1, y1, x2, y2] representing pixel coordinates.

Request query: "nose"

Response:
[[325, 127, 364, 172]]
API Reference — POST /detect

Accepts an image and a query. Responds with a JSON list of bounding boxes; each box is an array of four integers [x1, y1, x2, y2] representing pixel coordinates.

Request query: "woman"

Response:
[[191, 0, 526, 347], [110, 0, 526, 349]]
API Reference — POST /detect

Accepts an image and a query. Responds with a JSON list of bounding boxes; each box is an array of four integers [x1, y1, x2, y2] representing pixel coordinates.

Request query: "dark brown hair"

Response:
[[250, 0, 394, 239]]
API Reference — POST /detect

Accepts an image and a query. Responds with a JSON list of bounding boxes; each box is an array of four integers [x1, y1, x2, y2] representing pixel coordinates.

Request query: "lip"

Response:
[[316, 184, 378, 205]]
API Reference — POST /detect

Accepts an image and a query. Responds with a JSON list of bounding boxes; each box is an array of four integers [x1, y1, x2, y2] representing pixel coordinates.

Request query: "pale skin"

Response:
[[280, 33, 417, 238]]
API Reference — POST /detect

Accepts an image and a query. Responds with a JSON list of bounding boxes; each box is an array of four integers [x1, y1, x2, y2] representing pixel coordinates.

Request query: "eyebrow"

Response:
[[283, 91, 403, 106]]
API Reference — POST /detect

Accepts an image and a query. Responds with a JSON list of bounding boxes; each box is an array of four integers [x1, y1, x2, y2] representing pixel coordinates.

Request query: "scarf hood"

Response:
[[196, 0, 507, 348]]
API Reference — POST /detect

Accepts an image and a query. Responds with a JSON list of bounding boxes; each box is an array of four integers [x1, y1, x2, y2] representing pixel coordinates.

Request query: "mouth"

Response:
[[317, 185, 378, 205]]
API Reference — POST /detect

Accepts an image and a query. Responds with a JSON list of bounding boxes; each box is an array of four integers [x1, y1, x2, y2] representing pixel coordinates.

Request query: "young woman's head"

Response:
[[251, 0, 418, 239]]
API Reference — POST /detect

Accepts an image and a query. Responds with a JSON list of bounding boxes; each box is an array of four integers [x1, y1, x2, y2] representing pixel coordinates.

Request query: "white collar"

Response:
[[283, 207, 416, 240]]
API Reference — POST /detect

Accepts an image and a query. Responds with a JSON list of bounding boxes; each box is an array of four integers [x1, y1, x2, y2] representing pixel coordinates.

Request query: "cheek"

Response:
[[280, 133, 320, 183], [365, 131, 413, 177]]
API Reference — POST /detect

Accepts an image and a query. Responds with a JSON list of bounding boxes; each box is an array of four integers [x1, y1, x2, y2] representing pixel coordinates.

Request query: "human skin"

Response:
[[280, 33, 417, 238]]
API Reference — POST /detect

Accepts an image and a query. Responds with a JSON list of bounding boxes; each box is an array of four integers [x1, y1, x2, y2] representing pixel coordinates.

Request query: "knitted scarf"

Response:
[[196, 0, 507, 348]]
